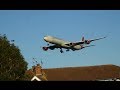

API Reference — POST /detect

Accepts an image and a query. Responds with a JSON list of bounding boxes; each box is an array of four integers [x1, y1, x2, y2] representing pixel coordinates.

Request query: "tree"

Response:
[[0, 34, 28, 80]]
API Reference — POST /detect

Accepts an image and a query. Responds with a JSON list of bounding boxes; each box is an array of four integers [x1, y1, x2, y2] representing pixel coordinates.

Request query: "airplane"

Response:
[[42, 35, 106, 53]]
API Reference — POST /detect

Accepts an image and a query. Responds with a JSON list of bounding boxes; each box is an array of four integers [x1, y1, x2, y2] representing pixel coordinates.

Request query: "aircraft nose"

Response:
[[44, 36, 48, 41]]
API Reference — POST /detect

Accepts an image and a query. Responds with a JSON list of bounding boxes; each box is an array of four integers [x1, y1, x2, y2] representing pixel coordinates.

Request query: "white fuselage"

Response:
[[44, 36, 82, 50]]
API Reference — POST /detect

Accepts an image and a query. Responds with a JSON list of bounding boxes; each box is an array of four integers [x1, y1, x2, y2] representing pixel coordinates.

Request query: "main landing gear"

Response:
[[60, 48, 70, 53], [60, 48, 63, 53], [66, 49, 69, 52]]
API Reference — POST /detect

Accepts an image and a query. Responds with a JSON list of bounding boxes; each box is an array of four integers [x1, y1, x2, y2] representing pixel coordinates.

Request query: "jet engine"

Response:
[[42, 47, 48, 51], [85, 40, 91, 44], [69, 42, 76, 46]]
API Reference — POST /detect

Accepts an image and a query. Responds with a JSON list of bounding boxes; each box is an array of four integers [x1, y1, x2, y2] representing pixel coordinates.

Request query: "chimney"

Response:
[[34, 64, 42, 76]]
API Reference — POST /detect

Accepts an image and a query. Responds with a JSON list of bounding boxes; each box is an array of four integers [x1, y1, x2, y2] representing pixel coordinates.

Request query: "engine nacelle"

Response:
[[85, 40, 90, 44], [49, 47, 55, 50], [69, 43, 76, 46], [42, 47, 48, 51]]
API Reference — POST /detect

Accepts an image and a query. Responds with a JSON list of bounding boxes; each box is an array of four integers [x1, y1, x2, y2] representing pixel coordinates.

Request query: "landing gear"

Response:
[[60, 48, 63, 53], [66, 49, 69, 52], [72, 49, 75, 51]]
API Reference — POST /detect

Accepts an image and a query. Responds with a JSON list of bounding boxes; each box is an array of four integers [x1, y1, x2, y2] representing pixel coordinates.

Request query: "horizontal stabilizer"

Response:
[[82, 45, 95, 49]]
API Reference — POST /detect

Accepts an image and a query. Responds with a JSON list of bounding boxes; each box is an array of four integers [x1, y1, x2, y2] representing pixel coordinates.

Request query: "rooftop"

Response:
[[43, 64, 120, 81]]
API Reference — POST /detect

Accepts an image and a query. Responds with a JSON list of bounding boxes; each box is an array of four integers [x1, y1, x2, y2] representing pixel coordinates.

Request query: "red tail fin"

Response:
[[82, 37, 84, 41]]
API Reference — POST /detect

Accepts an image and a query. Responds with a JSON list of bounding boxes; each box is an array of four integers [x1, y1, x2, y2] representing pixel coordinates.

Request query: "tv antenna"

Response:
[[32, 58, 38, 65]]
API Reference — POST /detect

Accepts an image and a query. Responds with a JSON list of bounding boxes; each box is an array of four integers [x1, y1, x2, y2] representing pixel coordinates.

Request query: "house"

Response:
[[26, 64, 120, 81]]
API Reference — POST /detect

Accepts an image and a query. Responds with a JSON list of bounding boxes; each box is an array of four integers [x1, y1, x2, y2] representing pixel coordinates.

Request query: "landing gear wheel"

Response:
[[66, 49, 69, 52], [60, 49, 63, 53]]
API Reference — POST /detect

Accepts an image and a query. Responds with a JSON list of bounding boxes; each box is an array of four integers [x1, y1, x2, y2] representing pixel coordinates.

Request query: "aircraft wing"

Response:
[[47, 45, 59, 50], [90, 36, 107, 42], [65, 41, 84, 46], [74, 41, 85, 45], [43, 44, 59, 51], [65, 36, 106, 46]]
